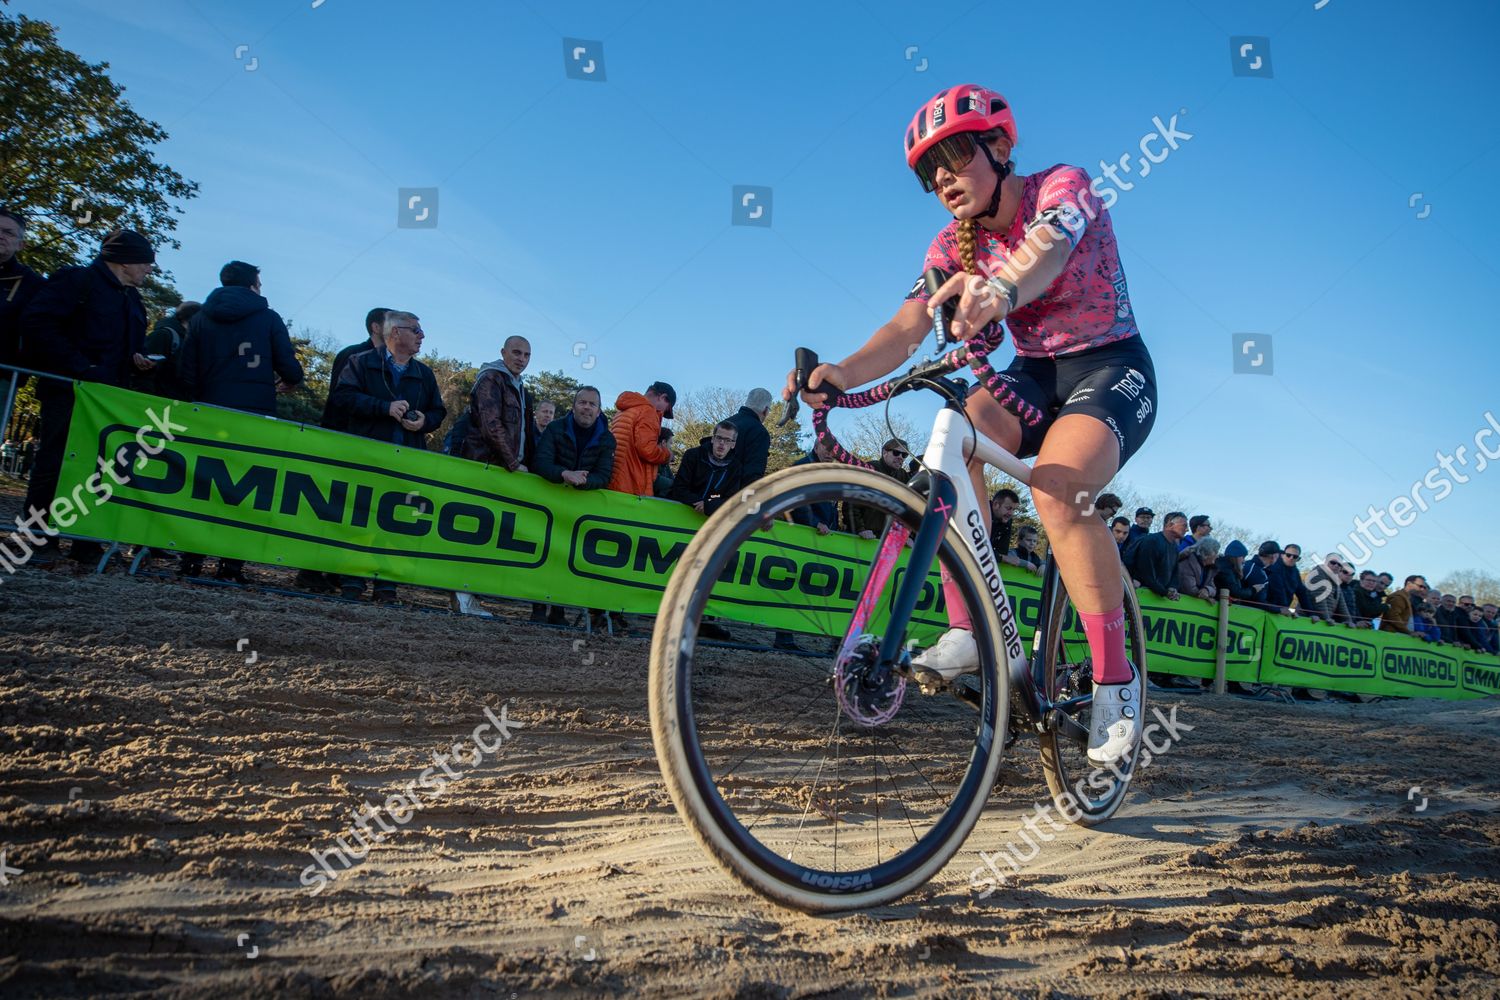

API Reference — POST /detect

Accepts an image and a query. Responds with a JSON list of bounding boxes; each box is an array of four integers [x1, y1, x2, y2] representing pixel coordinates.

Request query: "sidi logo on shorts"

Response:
[[104, 429, 551, 566]]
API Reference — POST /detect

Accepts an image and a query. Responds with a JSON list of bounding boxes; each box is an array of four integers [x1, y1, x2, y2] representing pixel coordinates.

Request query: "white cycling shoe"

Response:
[[911, 628, 979, 681], [1087, 663, 1142, 770]]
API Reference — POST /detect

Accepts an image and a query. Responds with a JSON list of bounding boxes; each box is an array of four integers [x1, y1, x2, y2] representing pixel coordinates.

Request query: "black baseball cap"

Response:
[[647, 381, 676, 418], [1136, 506, 1154, 516], [1258, 540, 1282, 556]]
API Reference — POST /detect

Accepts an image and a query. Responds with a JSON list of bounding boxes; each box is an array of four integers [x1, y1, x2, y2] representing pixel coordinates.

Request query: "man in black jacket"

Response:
[[330, 311, 446, 448], [321, 307, 391, 430], [329, 310, 446, 602], [178, 262, 302, 415], [137, 300, 201, 398], [19, 229, 157, 564], [1126, 510, 1185, 600], [1264, 541, 1314, 614], [723, 387, 772, 485], [669, 421, 741, 516], [531, 386, 615, 624], [176, 261, 304, 582], [0, 208, 45, 370], [845, 438, 912, 537]]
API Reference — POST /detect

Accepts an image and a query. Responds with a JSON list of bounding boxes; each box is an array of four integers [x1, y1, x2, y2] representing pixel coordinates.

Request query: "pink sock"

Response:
[[940, 569, 973, 632], [1078, 607, 1131, 683]]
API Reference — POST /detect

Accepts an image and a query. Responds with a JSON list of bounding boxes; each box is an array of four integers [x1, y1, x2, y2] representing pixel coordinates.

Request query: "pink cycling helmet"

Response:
[[903, 84, 1017, 169]]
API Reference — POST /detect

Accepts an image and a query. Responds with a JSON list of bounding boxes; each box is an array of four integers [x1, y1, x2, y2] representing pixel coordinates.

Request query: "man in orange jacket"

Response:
[[598, 381, 675, 638], [607, 381, 676, 496]]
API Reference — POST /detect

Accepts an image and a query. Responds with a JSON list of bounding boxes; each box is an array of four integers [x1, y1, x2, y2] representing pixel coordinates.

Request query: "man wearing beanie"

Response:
[[18, 229, 157, 565]]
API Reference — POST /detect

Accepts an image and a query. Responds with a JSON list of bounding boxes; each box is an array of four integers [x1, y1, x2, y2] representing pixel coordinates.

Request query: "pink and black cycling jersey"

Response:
[[906, 163, 1138, 358]]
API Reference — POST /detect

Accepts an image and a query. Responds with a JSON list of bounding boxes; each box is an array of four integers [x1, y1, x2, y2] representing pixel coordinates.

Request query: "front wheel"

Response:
[[649, 464, 1008, 911], [1036, 561, 1147, 824]]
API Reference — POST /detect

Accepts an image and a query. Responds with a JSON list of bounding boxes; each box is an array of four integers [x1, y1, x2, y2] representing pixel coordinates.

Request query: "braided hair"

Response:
[[955, 129, 1015, 275]]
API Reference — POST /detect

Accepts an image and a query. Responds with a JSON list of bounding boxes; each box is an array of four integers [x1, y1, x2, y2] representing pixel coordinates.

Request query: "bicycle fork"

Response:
[[837, 473, 959, 675]]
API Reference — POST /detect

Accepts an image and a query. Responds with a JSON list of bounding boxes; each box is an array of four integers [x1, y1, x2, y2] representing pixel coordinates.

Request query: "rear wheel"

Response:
[[1036, 562, 1147, 824], [649, 464, 1007, 911]]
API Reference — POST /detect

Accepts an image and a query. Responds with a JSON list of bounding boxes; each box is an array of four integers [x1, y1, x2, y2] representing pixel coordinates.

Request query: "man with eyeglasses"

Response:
[[330, 310, 446, 603], [846, 438, 912, 539], [1265, 541, 1315, 615], [670, 421, 741, 516], [1380, 575, 1429, 635], [1179, 514, 1212, 553], [1304, 554, 1356, 625]]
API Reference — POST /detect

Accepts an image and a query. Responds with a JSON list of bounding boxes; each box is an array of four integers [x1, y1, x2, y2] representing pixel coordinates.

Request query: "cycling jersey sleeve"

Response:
[[1027, 165, 1095, 249]]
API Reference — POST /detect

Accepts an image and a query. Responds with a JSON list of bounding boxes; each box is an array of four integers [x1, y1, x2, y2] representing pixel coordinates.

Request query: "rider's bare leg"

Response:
[[1028, 413, 1130, 683]]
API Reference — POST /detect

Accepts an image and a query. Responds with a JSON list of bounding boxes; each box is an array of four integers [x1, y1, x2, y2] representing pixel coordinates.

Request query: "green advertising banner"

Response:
[[1261, 615, 1500, 700], [56, 384, 1500, 700], [56, 384, 947, 637]]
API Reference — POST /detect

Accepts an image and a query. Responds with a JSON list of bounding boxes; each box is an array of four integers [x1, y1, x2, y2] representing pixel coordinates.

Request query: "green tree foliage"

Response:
[[529, 369, 587, 414], [275, 330, 337, 425], [422, 353, 478, 452], [0, 11, 198, 277]]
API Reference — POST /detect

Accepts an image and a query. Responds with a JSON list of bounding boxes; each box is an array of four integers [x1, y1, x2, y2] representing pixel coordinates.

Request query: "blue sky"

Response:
[[16, 0, 1500, 584]]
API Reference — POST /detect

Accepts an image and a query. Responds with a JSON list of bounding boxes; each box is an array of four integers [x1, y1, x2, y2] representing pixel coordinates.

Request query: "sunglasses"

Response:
[[1283, 552, 1300, 561], [913, 133, 982, 192], [886, 449, 909, 459]]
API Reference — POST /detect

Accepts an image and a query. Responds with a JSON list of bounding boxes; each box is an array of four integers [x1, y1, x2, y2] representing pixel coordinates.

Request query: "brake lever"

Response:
[[924, 266, 955, 354]]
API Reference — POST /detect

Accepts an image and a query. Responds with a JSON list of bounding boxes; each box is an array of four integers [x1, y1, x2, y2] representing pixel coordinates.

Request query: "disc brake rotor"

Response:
[[833, 633, 907, 726]]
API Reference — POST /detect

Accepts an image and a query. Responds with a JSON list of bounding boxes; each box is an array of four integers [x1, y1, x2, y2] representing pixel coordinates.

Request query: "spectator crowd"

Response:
[[2, 218, 1497, 658]]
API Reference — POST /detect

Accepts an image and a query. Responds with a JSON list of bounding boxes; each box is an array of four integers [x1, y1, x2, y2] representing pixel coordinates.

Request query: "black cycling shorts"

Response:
[[971, 335, 1157, 466]]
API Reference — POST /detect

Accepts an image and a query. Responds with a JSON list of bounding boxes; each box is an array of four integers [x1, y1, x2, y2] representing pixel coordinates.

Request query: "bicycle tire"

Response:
[[650, 463, 1008, 911]]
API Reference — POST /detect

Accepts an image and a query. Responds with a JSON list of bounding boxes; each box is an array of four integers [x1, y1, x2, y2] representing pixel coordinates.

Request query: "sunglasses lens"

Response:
[[914, 134, 978, 191]]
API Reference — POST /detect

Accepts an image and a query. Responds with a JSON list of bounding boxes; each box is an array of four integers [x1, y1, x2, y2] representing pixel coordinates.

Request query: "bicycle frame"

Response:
[[866, 406, 1083, 740]]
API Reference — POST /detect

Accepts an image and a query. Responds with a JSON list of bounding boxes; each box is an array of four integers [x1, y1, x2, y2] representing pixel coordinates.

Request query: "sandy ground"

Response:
[[2, 498, 1499, 996]]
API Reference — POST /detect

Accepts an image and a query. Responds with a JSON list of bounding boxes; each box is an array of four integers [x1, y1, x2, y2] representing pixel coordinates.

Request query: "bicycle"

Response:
[[649, 300, 1148, 912]]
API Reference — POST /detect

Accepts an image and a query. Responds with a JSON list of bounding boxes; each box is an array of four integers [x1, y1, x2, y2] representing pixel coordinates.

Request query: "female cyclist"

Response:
[[782, 84, 1158, 768]]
